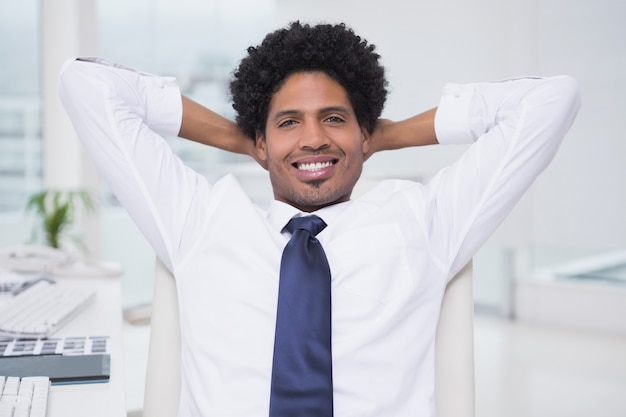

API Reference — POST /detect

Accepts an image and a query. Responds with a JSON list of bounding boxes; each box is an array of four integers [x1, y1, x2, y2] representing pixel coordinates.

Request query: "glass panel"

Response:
[[0, 1, 42, 212]]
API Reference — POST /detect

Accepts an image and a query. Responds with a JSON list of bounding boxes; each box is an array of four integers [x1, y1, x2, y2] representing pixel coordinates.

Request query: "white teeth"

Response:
[[297, 161, 333, 171]]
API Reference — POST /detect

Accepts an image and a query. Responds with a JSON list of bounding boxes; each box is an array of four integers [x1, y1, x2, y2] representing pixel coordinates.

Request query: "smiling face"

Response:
[[255, 71, 371, 212]]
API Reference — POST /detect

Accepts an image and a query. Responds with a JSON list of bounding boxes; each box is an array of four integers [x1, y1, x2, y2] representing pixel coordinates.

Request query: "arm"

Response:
[[178, 96, 258, 161], [367, 107, 439, 159], [429, 75, 581, 277], [58, 58, 214, 269]]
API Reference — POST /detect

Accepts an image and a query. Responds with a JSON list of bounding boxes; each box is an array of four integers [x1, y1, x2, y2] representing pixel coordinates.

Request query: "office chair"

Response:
[[143, 259, 475, 417]]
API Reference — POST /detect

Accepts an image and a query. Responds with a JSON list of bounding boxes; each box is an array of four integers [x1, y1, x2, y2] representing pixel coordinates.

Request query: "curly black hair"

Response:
[[230, 21, 388, 141]]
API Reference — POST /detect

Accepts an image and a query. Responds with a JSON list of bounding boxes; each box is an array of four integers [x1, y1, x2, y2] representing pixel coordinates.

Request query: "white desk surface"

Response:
[[2, 276, 128, 417]]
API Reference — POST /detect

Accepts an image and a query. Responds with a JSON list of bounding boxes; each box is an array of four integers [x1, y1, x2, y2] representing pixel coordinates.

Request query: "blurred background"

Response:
[[0, 0, 624, 416]]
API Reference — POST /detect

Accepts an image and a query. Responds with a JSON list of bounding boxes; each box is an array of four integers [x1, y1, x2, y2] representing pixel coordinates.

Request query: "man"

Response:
[[59, 21, 580, 417]]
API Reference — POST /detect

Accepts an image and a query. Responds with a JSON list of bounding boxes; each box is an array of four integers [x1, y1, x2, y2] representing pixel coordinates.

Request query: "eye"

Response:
[[278, 119, 298, 128], [325, 115, 345, 123]]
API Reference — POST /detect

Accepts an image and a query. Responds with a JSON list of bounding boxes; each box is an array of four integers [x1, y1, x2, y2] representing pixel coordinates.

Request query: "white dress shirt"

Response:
[[59, 58, 580, 417]]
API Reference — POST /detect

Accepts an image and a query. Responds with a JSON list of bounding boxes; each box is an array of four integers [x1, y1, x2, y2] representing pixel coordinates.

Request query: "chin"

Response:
[[290, 186, 353, 211]]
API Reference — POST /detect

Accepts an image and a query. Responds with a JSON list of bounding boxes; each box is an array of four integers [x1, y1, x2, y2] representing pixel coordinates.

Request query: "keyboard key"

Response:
[[0, 376, 50, 417], [0, 280, 95, 339]]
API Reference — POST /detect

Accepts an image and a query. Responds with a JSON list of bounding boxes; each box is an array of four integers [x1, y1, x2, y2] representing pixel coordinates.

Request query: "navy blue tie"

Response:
[[270, 215, 333, 417]]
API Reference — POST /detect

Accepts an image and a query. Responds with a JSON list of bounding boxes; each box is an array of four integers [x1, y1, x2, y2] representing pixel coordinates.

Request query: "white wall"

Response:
[[530, 1, 626, 250]]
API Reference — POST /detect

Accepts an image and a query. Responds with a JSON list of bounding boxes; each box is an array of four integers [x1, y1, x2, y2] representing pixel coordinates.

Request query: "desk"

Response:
[[2, 276, 128, 417]]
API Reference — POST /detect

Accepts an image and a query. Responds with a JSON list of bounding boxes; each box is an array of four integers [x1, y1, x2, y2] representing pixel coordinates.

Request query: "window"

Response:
[[0, 1, 42, 212]]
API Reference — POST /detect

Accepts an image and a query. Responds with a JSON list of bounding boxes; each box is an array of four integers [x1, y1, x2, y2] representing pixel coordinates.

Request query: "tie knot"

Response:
[[285, 215, 327, 236]]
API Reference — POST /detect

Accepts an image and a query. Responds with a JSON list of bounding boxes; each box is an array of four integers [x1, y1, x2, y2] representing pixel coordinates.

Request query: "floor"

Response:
[[123, 314, 626, 416], [474, 316, 626, 417]]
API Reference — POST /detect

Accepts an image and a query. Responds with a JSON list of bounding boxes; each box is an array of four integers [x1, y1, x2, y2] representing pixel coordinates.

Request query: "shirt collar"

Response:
[[267, 199, 353, 235]]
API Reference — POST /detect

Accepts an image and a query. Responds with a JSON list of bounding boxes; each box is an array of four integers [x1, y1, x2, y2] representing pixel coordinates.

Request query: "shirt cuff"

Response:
[[144, 75, 183, 138], [434, 83, 476, 145], [75, 56, 183, 137]]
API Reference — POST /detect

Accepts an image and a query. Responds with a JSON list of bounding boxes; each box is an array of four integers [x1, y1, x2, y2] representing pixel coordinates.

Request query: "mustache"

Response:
[[286, 149, 344, 163]]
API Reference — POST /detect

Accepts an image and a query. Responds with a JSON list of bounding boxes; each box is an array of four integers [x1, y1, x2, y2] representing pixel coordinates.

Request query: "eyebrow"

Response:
[[271, 106, 352, 122]]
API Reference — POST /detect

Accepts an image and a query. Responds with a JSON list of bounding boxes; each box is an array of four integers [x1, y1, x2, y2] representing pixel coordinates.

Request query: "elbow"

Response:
[[57, 58, 80, 105], [540, 75, 582, 155], [58, 58, 100, 113], [526, 75, 581, 142], [549, 75, 582, 121], [558, 75, 581, 114]]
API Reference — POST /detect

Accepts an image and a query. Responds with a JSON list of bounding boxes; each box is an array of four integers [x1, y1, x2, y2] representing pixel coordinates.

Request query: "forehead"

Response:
[[268, 71, 353, 114]]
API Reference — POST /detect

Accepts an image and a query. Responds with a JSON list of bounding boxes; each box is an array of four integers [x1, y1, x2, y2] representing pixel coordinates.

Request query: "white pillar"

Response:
[[41, 0, 100, 256]]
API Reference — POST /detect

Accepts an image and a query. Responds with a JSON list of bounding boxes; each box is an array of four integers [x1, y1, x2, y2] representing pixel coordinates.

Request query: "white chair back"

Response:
[[143, 259, 474, 417]]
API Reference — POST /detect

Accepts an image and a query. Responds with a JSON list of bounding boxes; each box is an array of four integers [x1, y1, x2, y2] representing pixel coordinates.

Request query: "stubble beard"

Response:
[[271, 168, 362, 212]]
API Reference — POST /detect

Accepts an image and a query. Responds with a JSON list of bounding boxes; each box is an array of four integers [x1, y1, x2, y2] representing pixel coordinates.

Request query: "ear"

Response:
[[255, 132, 268, 162], [360, 127, 371, 155]]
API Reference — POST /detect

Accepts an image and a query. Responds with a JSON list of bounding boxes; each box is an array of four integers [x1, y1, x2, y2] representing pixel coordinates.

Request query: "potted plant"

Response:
[[25, 189, 95, 252]]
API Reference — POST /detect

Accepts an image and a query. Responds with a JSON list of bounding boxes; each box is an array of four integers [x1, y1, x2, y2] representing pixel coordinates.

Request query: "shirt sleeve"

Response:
[[425, 76, 581, 278], [58, 57, 207, 270]]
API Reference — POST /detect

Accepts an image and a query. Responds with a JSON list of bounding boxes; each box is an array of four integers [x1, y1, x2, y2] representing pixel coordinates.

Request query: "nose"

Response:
[[299, 119, 330, 150]]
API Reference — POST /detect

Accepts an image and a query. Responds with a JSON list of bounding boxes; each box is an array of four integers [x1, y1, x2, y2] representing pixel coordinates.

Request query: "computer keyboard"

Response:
[[0, 280, 95, 340], [0, 376, 49, 417]]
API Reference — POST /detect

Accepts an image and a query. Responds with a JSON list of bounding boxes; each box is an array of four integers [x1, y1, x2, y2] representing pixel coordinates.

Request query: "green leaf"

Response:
[[24, 188, 96, 250]]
